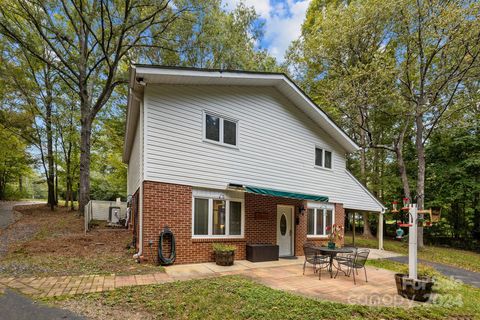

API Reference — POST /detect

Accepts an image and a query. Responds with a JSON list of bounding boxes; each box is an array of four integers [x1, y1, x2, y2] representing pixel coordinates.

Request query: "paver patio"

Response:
[[0, 249, 411, 307]]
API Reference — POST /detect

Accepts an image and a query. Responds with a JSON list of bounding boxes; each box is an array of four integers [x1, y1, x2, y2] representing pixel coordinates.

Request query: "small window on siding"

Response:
[[315, 148, 323, 167], [223, 120, 237, 145], [315, 147, 333, 169], [324, 151, 332, 168], [205, 114, 220, 142], [204, 112, 238, 147]]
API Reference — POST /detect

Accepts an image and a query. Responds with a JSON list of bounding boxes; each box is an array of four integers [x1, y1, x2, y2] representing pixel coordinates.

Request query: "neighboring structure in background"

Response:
[[123, 66, 385, 264]]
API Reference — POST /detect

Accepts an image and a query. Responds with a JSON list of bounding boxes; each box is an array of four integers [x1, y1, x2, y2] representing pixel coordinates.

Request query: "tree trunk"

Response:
[[415, 111, 425, 248], [359, 129, 373, 238], [395, 142, 411, 200], [45, 92, 56, 211], [79, 112, 92, 214]]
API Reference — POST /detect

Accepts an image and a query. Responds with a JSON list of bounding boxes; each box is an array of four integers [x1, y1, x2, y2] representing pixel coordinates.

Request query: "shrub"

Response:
[[212, 243, 236, 253]]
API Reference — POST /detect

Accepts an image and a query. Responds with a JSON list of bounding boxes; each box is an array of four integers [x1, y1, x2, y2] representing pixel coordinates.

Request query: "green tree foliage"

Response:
[[0, 0, 280, 207], [288, 0, 480, 245], [0, 125, 32, 200]]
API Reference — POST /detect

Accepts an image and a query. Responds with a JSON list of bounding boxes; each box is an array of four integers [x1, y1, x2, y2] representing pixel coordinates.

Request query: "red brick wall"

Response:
[[245, 193, 305, 254], [140, 180, 345, 264]]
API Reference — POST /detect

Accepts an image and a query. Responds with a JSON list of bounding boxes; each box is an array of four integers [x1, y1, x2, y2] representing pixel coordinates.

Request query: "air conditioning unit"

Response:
[[108, 206, 122, 226]]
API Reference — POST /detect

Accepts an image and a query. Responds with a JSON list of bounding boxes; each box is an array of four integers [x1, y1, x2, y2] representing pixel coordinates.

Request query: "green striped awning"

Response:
[[245, 186, 329, 202]]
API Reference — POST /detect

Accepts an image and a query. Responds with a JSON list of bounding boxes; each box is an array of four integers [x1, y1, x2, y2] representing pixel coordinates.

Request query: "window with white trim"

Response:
[[204, 112, 238, 146], [193, 198, 243, 237], [307, 207, 334, 236], [315, 147, 333, 169]]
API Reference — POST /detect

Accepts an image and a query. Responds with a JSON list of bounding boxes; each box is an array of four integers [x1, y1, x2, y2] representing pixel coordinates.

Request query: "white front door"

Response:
[[277, 205, 294, 257]]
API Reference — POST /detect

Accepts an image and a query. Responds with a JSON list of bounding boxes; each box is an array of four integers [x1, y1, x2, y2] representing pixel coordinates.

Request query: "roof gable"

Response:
[[123, 65, 360, 162]]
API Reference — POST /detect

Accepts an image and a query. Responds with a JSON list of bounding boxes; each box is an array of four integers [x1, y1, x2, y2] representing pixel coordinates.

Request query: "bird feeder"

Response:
[[431, 207, 442, 222], [402, 197, 410, 210], [392, 201, 399, 213]]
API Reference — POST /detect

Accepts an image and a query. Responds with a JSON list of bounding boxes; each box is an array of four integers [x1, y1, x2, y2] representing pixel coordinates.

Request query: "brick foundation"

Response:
[[140, 180, 345, 264]]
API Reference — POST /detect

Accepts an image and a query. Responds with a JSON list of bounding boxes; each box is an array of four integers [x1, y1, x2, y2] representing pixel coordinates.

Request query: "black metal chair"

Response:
[[334, 248, 370, 284], [303, 243, 330, 279], [333, 246, 357, 274]]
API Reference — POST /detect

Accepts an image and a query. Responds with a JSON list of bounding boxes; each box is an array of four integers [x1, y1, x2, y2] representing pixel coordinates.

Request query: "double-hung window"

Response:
[[204, 112, 238, 146], [315, 147, 333, 169], [307, 206, 334, 236], [193, 198, 243, 237]]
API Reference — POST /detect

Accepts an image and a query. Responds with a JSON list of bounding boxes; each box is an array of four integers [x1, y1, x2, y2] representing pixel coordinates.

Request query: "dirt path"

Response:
[[0, 201, 43, 230], [0, 201, 44, 258]]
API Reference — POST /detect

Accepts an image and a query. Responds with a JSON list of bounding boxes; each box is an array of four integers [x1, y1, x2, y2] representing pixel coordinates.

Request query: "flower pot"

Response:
[[215, 250, 235, 266], [327, 242, 336, 249], [394, 273, 434, 302]]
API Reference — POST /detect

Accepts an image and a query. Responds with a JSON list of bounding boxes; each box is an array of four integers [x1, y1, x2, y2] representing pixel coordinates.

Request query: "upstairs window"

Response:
[[315, 147, 333, 169], [204, 112, 238, 147]]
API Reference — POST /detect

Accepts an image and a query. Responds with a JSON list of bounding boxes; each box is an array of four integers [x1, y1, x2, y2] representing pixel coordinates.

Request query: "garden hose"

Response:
[[158, 226, 176, 265]]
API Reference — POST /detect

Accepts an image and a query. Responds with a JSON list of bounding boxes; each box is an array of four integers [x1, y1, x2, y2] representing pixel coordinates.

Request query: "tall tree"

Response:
[[142, 0, 279, 71], [0, 45, 58, 209], [288, 0, 480, 246], [394, 0, 480, 246], [0, 0, 190, 212]]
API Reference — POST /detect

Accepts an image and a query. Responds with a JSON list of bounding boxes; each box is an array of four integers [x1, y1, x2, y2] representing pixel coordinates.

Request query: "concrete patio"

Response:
[[163, 249, 412, 307], [0, 249, 412, 307]]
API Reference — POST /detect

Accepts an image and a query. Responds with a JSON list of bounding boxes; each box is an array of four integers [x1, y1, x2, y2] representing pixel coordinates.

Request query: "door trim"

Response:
[[277, 205, 295, 257]]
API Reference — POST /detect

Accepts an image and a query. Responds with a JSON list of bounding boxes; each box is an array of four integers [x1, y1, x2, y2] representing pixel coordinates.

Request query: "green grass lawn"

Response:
[[46, 272, 480, 320], [346, 234, 480, 273]]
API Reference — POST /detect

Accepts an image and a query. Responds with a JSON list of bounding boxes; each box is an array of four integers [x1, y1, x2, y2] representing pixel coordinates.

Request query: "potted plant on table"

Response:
[[212, 243, 236, 266], [326, 224, 343, 249]]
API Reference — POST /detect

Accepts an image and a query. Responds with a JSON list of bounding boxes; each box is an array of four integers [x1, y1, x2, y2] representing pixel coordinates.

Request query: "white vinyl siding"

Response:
[[143, 85, 383, 212], [127, 105, 142, 195]]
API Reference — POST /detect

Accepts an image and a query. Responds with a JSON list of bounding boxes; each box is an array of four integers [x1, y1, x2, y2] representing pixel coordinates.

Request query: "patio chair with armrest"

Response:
[[303, 244, 330, 279], [333, 248, 370, 284], [333, 246, 357, 274]]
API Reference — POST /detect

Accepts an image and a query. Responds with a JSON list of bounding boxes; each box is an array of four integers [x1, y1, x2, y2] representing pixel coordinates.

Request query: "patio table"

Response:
[[313, 247, 354, 278]]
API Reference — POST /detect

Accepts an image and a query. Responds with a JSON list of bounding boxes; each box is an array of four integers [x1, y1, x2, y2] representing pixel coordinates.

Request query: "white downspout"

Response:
[[133, 184, 143, 261], [133, 98, 144, 261]]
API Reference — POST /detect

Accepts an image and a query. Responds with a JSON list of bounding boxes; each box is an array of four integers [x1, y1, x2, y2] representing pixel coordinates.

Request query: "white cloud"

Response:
[[222, 0, 311, 62]]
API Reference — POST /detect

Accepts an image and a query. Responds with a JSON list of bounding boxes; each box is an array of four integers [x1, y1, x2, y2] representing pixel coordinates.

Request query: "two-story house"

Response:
[[123, 65, 385, 264]]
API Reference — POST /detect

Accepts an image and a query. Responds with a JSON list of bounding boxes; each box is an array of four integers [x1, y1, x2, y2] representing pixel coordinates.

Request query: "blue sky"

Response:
[[222, 0, 311, 62]]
